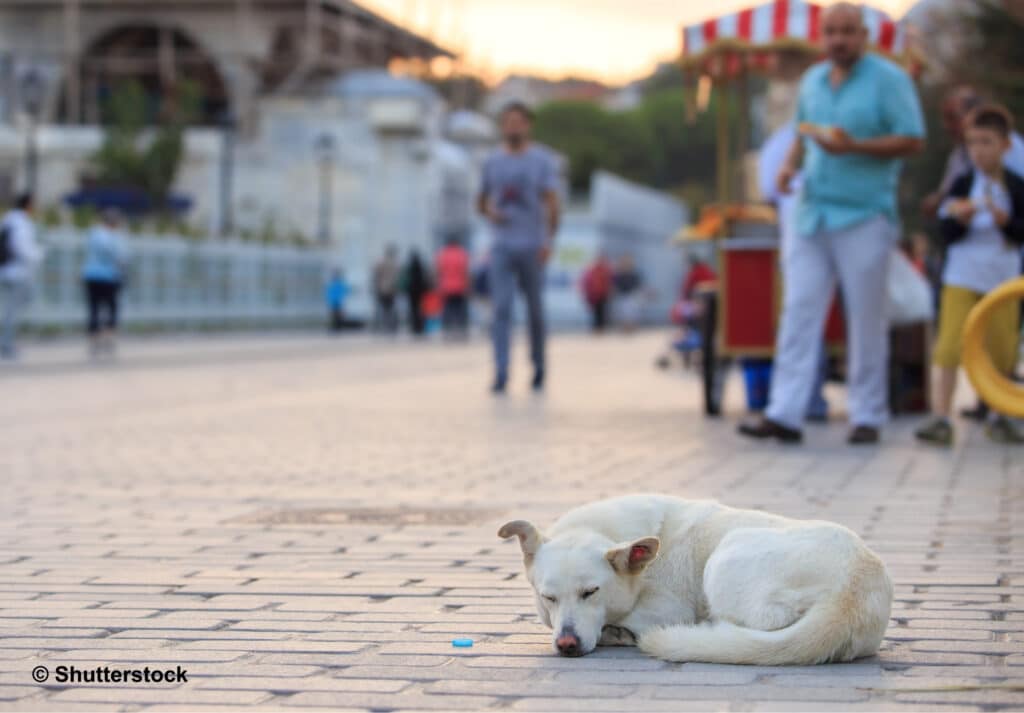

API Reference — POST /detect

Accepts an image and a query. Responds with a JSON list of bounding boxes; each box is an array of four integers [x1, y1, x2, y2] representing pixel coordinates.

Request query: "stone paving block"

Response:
[[332, 664, 535, 682], [0, 702, 122, 712], [892, 688, 1024, 706], [48, 687, 273, 705], [508, 698, 729, 712], [425, 679, 634, 697], [647, 684, 872, 702], [177, 640, 366, 654], [194, 675, 410, 693], [280, 691, 501, 709], [53, 649, 247, 663], [462, 655, 668, 671], [907, 640, 1023, 655], [552, 668, 760, 686]]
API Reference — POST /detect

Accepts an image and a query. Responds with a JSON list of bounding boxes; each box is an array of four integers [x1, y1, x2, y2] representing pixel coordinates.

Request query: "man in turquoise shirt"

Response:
[[740, 2, 925, 446]]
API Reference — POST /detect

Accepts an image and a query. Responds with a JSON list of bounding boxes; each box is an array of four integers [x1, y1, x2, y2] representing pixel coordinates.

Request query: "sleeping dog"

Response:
[[499, 494, 892, 665]]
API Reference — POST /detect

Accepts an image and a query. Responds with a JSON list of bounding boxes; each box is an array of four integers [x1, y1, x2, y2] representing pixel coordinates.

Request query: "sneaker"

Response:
[[986, 416, 1024, 445], [915, 418, 953, 447], [737, 417, 803, 444], [531, 369, 545, 392], [491, 375, 507, 395], [960, 403, 989, 422], [848, 425, 881, 445]]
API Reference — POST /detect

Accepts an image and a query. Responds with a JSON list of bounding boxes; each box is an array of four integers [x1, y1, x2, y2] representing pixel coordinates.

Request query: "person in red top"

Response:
[[581, 253, 613, 332], [436, 237, 471, 339], [681, 258, 717, 300]]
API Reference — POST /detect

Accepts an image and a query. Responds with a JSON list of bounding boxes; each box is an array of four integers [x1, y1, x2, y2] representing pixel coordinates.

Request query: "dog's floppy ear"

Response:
[[498, 520, 545, 559], [606, 537, 659, 575]]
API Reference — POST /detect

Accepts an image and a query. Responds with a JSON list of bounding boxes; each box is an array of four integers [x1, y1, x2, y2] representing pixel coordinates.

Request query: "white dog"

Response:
[[499, 494, 892, 665]]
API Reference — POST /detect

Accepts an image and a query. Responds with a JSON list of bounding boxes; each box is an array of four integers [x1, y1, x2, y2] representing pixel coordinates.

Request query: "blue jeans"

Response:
[[490, 246, 545, 378], [1, 277, 32, 357]]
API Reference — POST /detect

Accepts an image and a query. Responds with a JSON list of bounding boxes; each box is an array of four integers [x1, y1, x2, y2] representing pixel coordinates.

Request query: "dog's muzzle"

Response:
[[556, 627, 583, 657]]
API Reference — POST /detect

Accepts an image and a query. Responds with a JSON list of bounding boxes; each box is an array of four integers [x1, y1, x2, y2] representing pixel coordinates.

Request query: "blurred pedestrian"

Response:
[[581, 253, 613, 332], [921, 85, 1024, 422], [81, 208, 128, 358], [402, 249, 430, 336], [436, 237, 470, 339], [915, 105, 1024, 446], [324, 269, 350, 333], [739, 3, 925, 445], [613, 254, 644, 333], [372, 244, 400, 333], [759, 121, 830, 423], [0, 193, 43, 360], [478, 101, 560, 394]]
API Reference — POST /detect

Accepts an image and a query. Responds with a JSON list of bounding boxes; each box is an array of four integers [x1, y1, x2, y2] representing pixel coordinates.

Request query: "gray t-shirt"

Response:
[[481, 145, 559, 250]]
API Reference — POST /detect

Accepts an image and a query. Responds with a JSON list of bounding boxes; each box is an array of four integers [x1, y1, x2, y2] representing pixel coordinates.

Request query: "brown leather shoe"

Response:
[[848, 425, 880, 445], [737, 417, 803, 444]]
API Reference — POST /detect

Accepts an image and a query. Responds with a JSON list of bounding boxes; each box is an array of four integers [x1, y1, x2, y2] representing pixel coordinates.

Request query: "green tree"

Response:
[[955, 0, 1024, 120], [531, 84, 735, 210], [533, 101, 656, 194], [92, 80, 200, 210]]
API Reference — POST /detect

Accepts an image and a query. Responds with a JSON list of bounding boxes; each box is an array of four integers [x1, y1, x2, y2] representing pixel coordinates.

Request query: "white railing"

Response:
[[25, 229, 332, 328]]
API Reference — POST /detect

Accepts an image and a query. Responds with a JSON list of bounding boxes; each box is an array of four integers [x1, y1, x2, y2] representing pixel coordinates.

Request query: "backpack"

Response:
[[0, 222, 11, 267]]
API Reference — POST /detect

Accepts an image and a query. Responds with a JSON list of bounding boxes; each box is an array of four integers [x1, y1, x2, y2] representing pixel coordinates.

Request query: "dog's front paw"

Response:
[[600, 625, 637, 647]]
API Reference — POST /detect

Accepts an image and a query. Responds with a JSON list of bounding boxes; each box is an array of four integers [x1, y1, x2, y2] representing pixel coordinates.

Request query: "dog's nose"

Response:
[[556, 630, 582, 657]]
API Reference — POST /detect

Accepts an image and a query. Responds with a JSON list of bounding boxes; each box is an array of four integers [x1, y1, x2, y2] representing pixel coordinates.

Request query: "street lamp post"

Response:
[[219, 111, 237, 237], [20, 69, 44, 196], [315, 133, 337, 244]]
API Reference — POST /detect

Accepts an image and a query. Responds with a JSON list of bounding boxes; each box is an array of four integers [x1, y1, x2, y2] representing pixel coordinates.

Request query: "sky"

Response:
[[360, 0, 921, 84]]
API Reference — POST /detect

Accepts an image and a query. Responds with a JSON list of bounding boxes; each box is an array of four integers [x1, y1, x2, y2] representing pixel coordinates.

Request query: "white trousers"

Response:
[[766, 215, 894, 430]]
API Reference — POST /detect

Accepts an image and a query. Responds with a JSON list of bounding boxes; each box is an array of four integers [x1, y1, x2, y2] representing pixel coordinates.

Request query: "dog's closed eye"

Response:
[[543, 595, 557, 604], [581, 587, 599, 600]]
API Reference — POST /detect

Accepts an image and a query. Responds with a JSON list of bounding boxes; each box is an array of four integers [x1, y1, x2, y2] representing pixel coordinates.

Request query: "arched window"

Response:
[[68, 24, 229, 125]]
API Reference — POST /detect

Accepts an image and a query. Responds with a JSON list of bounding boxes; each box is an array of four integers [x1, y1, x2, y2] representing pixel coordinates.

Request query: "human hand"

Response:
[[920, 192, 942, 218], [776, 164, 798, 195], [484, 203, 506, 225], [948, 198, 976, 225], [539, 243, 553, 263], [814, 127, 855, 155], [986, 196, 1010, 227]]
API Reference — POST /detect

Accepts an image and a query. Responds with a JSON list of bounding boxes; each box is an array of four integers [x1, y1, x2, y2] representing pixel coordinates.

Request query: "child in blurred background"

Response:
[[915, 104, 1024, 446]]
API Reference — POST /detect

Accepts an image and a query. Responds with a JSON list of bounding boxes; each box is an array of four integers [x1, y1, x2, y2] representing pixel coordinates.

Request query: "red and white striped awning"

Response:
[[682, 0, 910, 63]]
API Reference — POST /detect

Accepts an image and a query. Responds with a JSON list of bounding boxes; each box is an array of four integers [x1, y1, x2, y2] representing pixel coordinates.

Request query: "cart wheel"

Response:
[[700, 292, 727, 417]]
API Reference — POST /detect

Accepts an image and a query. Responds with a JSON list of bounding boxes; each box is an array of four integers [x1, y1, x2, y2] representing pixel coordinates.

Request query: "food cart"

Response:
[[676, 0, 918, 415]]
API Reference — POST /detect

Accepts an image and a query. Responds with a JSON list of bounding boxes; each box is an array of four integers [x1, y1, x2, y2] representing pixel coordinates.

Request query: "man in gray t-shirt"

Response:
[[478, 102, 561, 394]]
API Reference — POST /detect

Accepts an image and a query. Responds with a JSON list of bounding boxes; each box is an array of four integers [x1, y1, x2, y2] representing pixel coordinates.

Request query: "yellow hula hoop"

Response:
[[961, 277, 1024, 418]]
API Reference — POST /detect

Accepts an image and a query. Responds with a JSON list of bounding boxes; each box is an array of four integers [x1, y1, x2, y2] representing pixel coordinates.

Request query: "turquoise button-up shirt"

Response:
[[796, 53, 925, 237]]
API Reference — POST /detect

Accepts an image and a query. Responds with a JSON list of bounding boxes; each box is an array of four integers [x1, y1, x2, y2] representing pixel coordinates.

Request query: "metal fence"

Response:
[[25, 230, 331, 329]]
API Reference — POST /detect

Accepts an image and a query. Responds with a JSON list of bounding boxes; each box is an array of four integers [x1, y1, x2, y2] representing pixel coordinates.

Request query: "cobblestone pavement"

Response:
[[0, 332, 1022, 712]]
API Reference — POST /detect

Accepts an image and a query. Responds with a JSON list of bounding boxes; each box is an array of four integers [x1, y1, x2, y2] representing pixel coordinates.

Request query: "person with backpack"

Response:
[[581, 253, 613, 333], [0, 193, 43, 360], [81, 209, 129, 358]]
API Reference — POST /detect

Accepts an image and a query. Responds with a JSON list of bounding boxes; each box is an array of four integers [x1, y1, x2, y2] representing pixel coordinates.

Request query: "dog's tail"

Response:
[[638, 592, 880, 666]]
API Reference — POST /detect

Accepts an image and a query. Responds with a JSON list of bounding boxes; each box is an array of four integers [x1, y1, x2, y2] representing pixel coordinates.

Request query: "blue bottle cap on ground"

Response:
[[452, 638, 474, 648]]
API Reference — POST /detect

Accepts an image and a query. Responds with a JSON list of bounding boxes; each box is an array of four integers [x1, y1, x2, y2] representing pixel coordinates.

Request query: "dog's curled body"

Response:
[[499, 494, 892, 666]]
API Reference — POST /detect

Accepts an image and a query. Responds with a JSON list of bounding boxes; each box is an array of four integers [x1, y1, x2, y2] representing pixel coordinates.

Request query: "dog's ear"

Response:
[[498, 520, 545, 560], [606, 537, 659, 575]]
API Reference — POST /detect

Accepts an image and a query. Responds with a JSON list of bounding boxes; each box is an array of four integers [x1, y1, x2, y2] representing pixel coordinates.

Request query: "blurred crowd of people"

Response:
[[1, 193, 130, 360]]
